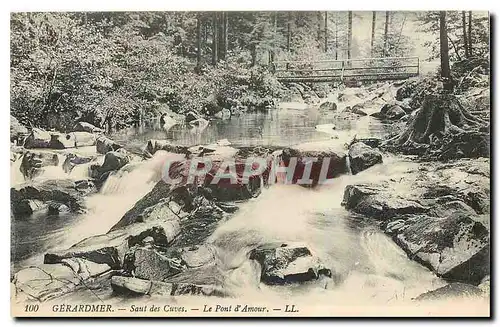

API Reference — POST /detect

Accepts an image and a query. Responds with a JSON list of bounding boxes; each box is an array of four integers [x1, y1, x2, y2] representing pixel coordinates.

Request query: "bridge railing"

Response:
[[272, 56, 419, 82]]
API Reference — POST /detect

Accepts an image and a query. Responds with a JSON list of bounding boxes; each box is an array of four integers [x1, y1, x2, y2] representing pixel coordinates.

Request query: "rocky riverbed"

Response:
[[10, 80, 490, 314]]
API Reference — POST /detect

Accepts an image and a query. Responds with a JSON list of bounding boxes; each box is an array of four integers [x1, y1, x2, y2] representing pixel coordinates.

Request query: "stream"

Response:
[[10, 89, 462, 309]]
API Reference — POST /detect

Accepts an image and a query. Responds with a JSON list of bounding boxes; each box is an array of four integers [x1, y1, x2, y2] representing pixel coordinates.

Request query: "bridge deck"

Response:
[[273, 56, 419, 83]]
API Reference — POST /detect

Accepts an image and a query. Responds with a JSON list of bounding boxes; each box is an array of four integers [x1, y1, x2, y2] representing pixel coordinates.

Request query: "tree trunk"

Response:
[[335, 13, 338, 60], [203, 23, 208, 45], [384, 11, 389, 57], [217, 12, 223, 61], [387, 94, 487, 159], [347, 11, 352, 59], [324, 12, 328, 53], [218, 12, 227, 61], [317, 12, 324, 44], [211, 12, 218, 65], [223, 12, 228, 59], [196, 15, 202, 71], [439, 11, 451, 81], [371, 11, 376, 56], [447, 34, 462, 61], [251, 43, 257, 67], [287, 12, 292, 52], [462, 11, 469, 58], [270, 12, 277, 64], [468, 11, 473, 57]]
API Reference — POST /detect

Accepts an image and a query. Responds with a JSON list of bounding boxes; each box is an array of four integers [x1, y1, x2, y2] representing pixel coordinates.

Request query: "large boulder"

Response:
[[47, 133, 74, 149], [165, 144, 268, 202], [91, 150, 130, 181], [384, 104, 406, 120], [123, 246, 184, 281], [96, 136, 122, 154], [347, 104, 368, 116], [214, 108, 231, 120], [279, 140, 348, 186], [111, 276, 225, 297], [188, 118, 209, 130], [110, 185, 174, 231], [47, 202, 71, 215], [169, 244, 217, 269], [124, 244, 218, 286], [48, 132, 96, 149], [10, 115, 29, 143], [185, 111, 199, 123], [348, 142, 383, 175], [249, 242, 332, 285], [342, 183, 429, 220], [12, 258, 111, 303], [319, 101, 337, 111], [355, 137, 383, 148], [13, 199, 48, 216], [372, 103, 406, 120], [45, 219, 180, 269], [385, 213, 489, 284], [11, 179, 92, 217], [145, 139, 189, 157], [62, 153, 94, 174], [337, 92, 361, 104], [23, 128, 52, 149], [20, 151, 60, 179], [73, 121, 104, 134], [342, 159, 490, 284], [160, 114, 178, 130], [414, 283, 484, 301], [67, 132, 97, 147]]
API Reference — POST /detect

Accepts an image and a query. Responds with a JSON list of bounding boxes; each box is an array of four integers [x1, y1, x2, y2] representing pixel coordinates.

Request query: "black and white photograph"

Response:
[[9, 10, 490, 317]]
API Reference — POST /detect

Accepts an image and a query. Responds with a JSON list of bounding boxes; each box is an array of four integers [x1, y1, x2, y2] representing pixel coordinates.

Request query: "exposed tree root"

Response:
[[385, 94, 489, 160]]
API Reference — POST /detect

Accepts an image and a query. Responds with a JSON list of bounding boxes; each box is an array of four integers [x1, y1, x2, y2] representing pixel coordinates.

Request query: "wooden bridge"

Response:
[[272, 56, 419, 83]]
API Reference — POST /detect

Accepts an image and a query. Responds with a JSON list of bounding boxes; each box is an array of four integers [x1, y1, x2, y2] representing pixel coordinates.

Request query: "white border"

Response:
[[1, 1, 496, 326]]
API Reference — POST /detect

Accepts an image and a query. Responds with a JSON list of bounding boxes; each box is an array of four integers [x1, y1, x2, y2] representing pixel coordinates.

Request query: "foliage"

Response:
[[417, 11, 489, 61]]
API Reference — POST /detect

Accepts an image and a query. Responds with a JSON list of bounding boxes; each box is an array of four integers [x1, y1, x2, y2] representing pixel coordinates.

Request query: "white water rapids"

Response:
[[10, 89, 489, 315]]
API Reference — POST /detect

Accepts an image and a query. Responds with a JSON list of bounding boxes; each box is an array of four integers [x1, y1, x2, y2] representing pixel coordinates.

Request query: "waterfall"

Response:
[[345, 154, 352, 175], [10, 156, 25, 185], [207, 158, 448, 305], [68, 162, 91, 180], [50, 151, 177, 249]]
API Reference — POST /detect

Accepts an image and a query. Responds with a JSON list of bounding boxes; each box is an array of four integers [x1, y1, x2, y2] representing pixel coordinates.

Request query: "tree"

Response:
[[212, 12, 219, 65], [334, 13, 338, 59], [384, 11, 389, 56], [324, 12, 328, 53], [371, 11, 376, 56], [218, 12, 228, 61], [468, 11, 472, 56], [462, 11, 469, 58], [387, 10, 487, 158], [417, 11, 488, 61], [287, 12, 292, 52], [347, 11, 352, 59], [439, 11, 451, 80], [196, 14, 202, 70], [269, 12, 278, 63]]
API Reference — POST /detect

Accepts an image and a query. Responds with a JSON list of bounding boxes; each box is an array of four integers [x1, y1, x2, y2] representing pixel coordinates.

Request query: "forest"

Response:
[[10, 11, 489, 134]]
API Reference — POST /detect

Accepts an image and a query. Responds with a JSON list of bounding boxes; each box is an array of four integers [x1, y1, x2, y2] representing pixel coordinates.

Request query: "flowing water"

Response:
[[11, 91, 480, 311], [208, 157, 446, 306]]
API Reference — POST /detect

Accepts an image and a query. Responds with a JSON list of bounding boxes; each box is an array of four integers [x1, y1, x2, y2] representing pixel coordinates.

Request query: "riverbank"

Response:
[[10, 79, 490, 315]]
